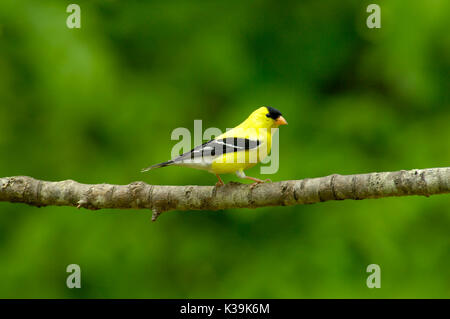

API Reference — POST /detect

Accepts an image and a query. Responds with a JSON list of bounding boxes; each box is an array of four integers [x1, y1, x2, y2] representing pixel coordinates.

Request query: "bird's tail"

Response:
[[141, 160, 175, 172]]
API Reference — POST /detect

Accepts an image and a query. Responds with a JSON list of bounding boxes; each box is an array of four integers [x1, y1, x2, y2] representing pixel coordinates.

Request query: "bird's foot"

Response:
[[215, 174, 224, 187], [215, 180, 224, 187], [249, 178, 272, 189]]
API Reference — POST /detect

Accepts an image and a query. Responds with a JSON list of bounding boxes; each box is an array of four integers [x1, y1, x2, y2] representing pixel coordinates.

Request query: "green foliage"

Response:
[[0, 0, 449, 298]]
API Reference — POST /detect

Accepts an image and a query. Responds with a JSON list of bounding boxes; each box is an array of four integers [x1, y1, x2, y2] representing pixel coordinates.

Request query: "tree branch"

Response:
[[1, 167, 449, 221]]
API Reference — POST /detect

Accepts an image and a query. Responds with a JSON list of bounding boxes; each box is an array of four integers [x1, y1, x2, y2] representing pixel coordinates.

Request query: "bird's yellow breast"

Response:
[[210, 127, 273, 174]]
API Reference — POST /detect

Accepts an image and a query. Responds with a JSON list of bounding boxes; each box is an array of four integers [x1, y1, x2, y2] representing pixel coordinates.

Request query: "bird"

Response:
[[141, 106, 288, 186]]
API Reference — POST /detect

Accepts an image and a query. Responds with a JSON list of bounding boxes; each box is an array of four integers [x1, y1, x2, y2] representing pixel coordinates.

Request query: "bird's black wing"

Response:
[[174, 137, 261, 162], [141, 137, 261, 171]]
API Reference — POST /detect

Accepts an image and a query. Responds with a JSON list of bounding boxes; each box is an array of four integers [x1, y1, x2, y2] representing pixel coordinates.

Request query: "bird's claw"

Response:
[[215, 181, 224, 187], [249, 178, 272, 189]]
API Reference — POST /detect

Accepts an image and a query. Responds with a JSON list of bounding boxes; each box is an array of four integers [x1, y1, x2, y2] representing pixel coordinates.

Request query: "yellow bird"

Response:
[[142, 106, 288, 186]]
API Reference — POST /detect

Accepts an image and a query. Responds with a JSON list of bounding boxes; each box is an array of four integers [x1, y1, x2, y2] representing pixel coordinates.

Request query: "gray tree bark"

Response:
[[0, 167, 449, 221]]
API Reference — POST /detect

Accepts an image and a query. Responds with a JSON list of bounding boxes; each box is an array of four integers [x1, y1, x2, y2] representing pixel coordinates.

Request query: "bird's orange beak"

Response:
[[275, 116, 288, 125]]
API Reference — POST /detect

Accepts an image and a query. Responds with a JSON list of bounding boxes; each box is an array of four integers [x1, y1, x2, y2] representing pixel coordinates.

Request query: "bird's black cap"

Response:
[[265, 106, 282, 120]]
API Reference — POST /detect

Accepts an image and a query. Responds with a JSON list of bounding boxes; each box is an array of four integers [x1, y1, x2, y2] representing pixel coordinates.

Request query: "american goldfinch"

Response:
[[142, 106, 288, 186]]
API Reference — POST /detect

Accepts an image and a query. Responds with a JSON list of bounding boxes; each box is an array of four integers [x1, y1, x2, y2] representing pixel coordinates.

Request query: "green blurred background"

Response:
[[0, 0, 449, 298]]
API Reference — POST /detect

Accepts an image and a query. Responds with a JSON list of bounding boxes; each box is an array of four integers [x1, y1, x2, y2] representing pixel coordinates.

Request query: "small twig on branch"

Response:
[[0, 167, 449, 221]]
